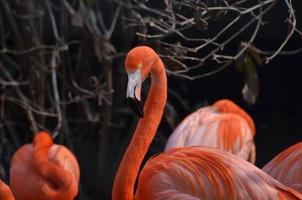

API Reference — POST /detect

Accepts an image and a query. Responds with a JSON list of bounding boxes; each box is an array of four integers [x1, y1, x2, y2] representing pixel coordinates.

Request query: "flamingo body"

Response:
[[263, 142, 302, 193], [165, 100, 256, 163], [136, 146, 302, 200], [10, 132, 80, 200], [112, 46, 301, 200], [0, 180, 14, 200]]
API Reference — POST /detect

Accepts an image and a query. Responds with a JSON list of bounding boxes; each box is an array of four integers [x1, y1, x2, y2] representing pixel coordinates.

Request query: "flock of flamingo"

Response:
[[0, 46, 301, 200]]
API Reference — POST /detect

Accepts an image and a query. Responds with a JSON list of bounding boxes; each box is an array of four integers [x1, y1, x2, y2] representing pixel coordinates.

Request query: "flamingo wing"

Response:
[[263, 142, 302, 193], [135, 147, 302, 200], [165, 107, 255, 163]]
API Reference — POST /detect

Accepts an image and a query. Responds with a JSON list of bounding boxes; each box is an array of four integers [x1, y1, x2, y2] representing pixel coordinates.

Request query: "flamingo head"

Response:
[[125, 46, 158, 118], [213, 99, 256, 134], [33, 131, 53, 148]]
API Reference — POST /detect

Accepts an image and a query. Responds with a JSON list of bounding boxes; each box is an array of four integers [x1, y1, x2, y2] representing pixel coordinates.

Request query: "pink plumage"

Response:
[[165, 99, 256, 163], [263, 142, 302, 193], [136, 147, 302, 200]]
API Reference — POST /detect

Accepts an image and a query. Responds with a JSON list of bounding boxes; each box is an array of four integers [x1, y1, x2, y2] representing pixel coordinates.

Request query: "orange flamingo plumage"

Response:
[[10, 131, 80, 200], [165, 99, 256, 164], [263, 142, 302, 193], [0, 180, 14, 200], [112, 46, 302, 200], [165, 99, 256, 163]]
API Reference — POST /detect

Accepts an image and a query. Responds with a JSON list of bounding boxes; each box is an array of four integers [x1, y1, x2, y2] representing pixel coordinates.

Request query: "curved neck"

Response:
[[31, 134, 72, 192], [112, 57, 167, 200]]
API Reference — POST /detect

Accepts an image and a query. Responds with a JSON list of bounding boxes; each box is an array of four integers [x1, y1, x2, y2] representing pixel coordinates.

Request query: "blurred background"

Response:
[[0, 0, 301, 199]]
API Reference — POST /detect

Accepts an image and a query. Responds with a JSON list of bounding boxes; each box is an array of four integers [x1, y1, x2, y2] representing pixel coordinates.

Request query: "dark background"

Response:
[[149, 0, 302, 168], [165, 51, 302, 168], [0, 1, 301, 200]]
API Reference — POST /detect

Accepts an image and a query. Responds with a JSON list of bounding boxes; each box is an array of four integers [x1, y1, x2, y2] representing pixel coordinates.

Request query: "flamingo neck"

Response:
[[112, 57, 167, 200], [32, 134, 72, 193]]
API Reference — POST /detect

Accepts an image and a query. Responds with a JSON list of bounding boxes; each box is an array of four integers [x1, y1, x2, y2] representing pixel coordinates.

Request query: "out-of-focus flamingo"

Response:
[[0, 180, 14, 200], [10, 131, 80, 200], [112, 46, 302, 200], [165, 99, 256, 163], [263, 142, 302, 192]]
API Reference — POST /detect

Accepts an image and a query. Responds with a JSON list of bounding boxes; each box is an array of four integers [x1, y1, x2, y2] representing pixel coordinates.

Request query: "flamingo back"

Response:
[[263, 142, 302, 192], [135, 147, 302, 200], [165, 107, 255, 163]]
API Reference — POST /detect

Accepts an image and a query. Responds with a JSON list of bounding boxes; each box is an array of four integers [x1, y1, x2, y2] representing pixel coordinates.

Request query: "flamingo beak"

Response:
[[126, 69, 144, 118]]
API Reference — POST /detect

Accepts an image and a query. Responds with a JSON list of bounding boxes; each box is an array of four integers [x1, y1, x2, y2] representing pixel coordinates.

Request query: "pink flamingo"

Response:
[[165, 99, 256, 163], [112, 46, 302, 200], [10, 131, 80, 200], [263, 142, 302, 192], [0, 180, 14, 200]]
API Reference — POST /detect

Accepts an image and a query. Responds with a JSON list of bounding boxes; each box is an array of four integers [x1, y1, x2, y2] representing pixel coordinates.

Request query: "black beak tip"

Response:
[[127, 97, 144, 118]]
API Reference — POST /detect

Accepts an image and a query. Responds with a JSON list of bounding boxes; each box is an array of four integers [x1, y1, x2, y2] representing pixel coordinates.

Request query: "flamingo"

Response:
[[112, 46, 302, 200], [10, 131, 80, 200], [0, 180, 14, 200], [263, 142, 302, 192], [165, 99, 256, 163]]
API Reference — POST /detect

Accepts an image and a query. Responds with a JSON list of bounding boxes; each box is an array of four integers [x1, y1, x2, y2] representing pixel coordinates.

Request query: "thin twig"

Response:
[[265, 0, 296, 63], [0, 63, 38, 133], [50, 51, 62, 138]]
